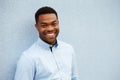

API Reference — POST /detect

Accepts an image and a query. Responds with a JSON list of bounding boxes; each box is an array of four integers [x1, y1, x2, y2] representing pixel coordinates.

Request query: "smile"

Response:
[[46, 33, 55, 38]]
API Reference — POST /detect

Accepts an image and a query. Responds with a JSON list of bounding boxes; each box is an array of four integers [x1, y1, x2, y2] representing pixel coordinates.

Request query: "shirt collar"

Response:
[[37, 38, 58, 49]]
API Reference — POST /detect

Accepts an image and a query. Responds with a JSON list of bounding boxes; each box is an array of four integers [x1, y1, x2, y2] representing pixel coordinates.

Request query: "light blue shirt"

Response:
[[14, 38, 80, 80]]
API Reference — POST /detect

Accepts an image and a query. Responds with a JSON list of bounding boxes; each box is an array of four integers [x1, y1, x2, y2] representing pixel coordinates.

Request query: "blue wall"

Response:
[[0, 0, 120, 80]]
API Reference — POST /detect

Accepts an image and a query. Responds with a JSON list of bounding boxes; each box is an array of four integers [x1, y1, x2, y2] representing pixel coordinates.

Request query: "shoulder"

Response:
[[58, 40, 73, 47], [20, 41, 39, 59], [58, 40, 74, 50]]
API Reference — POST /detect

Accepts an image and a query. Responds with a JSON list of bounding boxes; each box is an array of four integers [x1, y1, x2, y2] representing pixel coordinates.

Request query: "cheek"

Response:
[[56, 27, 59, 33], [37, 29, 43, 36], [38, 28, 44, 33]]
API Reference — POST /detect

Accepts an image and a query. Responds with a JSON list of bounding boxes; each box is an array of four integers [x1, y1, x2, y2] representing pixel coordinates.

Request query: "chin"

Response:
[[48, 40, 56, 45]]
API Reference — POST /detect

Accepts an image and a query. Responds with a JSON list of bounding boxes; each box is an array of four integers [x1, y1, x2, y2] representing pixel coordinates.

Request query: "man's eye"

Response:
[[41, 24, 47, 28], [52, 22, 57, 26]]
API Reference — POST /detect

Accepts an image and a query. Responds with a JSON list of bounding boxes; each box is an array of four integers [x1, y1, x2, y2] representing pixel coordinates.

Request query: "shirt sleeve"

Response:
[[72, 48, 80, 80], [14, 54, 36, 80]]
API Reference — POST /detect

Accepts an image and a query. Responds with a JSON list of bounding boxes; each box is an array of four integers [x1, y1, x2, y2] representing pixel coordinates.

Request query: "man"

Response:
[[14, 6, 80, 80]]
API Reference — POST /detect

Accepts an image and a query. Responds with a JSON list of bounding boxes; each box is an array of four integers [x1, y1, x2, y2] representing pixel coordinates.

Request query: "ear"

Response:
[[35, 24, 39, 31], [57, 20, 59, 24]]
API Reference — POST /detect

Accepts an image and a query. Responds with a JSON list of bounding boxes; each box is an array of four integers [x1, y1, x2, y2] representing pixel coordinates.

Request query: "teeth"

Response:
[[46, 33, 55, 38], [47, 33, 54, 35]]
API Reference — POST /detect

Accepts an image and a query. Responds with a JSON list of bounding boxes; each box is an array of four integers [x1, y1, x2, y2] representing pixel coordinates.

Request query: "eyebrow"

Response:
[[40, 20, 58, 24]]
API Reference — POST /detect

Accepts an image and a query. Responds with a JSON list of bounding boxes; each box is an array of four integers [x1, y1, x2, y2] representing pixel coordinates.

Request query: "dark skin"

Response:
[[35, 14, 59, 45]]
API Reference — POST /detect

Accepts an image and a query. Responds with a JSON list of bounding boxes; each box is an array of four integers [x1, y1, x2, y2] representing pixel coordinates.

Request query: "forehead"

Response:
[[38, 14, 57, 23]]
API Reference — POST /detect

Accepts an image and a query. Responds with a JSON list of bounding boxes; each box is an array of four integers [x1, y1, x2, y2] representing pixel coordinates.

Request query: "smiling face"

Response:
[[35, 14, 59, 45]]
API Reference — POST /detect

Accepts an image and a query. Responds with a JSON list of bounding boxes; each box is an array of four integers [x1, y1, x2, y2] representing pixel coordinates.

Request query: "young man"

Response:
[[14, 6, 80, 80]]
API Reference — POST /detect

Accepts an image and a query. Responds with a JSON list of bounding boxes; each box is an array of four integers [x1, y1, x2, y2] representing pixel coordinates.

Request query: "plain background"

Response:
[[0, 0, 120, 80]]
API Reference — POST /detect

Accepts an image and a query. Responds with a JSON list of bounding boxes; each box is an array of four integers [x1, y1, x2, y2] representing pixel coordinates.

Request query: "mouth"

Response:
[[46, 33, 56, 39]]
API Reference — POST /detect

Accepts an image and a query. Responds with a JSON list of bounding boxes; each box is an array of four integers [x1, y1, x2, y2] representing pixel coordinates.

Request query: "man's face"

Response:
[[35, 14, 59, 45]]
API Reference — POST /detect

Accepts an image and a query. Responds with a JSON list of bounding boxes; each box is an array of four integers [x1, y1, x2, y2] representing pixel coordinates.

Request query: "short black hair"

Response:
[[35, 6, 58, 23]]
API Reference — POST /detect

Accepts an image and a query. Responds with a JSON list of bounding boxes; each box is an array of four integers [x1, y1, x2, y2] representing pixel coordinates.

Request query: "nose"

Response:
[[47, 25, 54, 32]]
